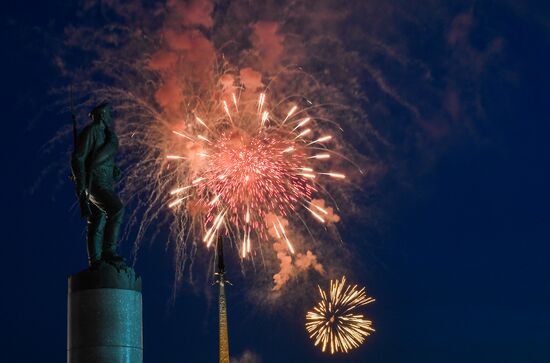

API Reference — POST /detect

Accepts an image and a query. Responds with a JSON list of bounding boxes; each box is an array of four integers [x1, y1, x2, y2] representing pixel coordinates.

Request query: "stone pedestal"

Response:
[[67, 261, 143, 363]]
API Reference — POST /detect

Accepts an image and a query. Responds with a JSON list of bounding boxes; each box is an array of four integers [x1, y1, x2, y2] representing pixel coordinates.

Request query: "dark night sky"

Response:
[[1, 1, 550, 362]]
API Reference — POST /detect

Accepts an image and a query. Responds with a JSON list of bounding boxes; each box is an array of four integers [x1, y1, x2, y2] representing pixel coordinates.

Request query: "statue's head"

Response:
[[89, 102, 113, 127]]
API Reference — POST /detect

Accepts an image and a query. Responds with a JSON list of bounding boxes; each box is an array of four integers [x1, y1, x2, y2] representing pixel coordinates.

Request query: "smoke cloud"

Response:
[[272, 240, 325, 291], [250, 21, 284, 72], [231, 350, 262, 363]]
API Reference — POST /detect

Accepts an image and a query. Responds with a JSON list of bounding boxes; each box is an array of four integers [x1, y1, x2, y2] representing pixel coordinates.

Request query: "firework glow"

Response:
[[306, 276, 375, 354], [166, 92, 346, 258]]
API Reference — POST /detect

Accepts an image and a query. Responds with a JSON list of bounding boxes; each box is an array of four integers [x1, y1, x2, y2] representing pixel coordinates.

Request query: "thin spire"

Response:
[[216, 236, 230, 363]]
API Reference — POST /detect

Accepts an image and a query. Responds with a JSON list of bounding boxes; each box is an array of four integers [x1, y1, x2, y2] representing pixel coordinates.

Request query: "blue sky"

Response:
[[1, 1, 549, 362]]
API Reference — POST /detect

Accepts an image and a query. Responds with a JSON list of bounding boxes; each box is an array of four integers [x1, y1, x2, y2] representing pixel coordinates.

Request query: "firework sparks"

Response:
[[167, 92, 346, 257], [306, 276, 375, 354]]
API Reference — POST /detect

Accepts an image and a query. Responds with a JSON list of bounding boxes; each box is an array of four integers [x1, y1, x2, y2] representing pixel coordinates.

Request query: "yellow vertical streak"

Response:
[[219, 282, 230, 363]]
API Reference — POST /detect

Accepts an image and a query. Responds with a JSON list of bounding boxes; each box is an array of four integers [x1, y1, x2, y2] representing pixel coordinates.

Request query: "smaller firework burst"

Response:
[[306, 276, 375, 354]]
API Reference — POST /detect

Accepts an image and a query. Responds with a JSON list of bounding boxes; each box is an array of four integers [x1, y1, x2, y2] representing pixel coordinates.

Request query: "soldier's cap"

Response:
[[89, 102, 111, 120]]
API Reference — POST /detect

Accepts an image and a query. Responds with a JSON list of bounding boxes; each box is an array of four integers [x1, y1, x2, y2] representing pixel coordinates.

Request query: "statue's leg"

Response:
[[90, 186, 124, 260], [87, 203, 106, 265]]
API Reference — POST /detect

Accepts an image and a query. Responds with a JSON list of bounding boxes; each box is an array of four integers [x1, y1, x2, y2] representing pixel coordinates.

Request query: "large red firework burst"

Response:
[[167, 93, 345, 257]]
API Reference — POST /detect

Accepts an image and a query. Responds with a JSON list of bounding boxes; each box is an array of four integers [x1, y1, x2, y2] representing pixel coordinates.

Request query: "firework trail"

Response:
[[219, 280, 229, 363], [215, 237, 230, 363], [306, 276, 375, 354]]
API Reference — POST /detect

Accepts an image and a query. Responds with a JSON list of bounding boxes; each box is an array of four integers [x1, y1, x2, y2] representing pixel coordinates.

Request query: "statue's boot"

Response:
[[87, 204, 106, 266], [101, 240, 123, 261], [87, 247, 102, 266], [88, 174, 125, 263], [101, 200, 125, 261]]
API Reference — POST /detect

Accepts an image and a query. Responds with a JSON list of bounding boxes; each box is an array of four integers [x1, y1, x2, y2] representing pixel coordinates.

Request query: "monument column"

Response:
[[67, 262, 143, 363]]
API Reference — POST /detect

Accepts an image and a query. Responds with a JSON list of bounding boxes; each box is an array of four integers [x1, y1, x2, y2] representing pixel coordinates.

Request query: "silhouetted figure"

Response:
[[72, 102, 124, 266]]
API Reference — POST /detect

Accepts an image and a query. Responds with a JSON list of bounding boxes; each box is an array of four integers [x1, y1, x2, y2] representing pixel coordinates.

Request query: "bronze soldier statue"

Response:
[[71, 102, 124, 266]]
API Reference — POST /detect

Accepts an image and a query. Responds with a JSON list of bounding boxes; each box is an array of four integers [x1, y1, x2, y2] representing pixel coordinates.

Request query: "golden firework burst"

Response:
[[306, 276, 375, 354]]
